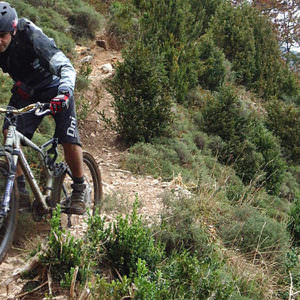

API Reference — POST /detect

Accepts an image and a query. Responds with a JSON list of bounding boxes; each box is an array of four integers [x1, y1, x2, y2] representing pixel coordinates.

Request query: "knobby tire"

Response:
[[0, 160, 18, 263]]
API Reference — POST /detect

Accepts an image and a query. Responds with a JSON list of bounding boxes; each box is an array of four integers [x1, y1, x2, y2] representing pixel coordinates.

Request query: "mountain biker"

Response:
[[0, 2, 86, 215]]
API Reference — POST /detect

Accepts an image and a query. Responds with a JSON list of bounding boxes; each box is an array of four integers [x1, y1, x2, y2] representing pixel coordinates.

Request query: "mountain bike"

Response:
[[0, 102, 103, 263]]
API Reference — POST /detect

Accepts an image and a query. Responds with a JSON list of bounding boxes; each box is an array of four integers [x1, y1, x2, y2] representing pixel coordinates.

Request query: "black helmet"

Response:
[[0, 2, 17, 32]]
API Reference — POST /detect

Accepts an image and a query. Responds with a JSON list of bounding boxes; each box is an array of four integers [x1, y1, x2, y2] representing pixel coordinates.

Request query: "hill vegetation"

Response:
[[0, 0, 299, 298]]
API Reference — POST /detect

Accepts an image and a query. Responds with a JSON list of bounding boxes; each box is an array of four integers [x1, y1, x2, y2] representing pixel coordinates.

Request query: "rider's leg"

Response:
[[62, 143, 86, 215]]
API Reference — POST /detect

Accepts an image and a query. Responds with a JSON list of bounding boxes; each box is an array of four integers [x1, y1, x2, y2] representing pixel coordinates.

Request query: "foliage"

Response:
[[89, 198, 264, 299], [288, 194, 300, 244], [197, 34, 227, 91], [201, 86, 285, 194], [210, 2, 256, 86], [104, 41, 173, 144], [39, 206, 89, 286], [0, 72, 13, 106], [137, 0, 203, 103], [42, 28, 75, 54], [250, 0, 299, 55], [265, 99, 300, 164], [248, 121, 285, 195], [157, 192, 212, 256], [75, 63, 92, 92], [209, 2, 299, 99], [161, 251, 240, 299], [218, 205, 291, 266], [68, 5, 103, 40], [106, 1, 138, 49], [87, 199, 163, 276]]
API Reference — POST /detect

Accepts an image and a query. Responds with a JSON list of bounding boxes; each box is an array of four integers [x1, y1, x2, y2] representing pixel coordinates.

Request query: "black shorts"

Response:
[[2, 86, 81, 145]]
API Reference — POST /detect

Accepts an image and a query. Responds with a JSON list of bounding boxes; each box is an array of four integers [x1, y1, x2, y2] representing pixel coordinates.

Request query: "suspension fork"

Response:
[[0, 126, 19, 217]]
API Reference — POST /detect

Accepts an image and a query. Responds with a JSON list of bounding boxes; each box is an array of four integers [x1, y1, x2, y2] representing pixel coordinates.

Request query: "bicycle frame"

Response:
[[0, 113, 63, 217]]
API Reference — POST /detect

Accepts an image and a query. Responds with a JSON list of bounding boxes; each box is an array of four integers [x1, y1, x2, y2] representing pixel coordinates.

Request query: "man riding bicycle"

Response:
[[0, 2, 86, 215]]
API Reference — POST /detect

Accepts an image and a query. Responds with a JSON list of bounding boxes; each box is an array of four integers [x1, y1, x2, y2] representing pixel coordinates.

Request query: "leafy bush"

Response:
[[265, 100, 300, 164], [68, 6, 103, 40], [288, 194, 300, 244], [197, 34, 226, 90], [138, 0, 202, 103], [43, 28, 75, 54], [10, 0, 40, 23], [105, 41, 173, 144], [202, 86, 250, 143], [202, 86, 285, 194], [161, 251, 240, 299], [218, 205, 291, 266], [210, 2, 256, 86], [209, 2, 298, 99], [37, 7, 69, 32], [248, 121, 285, 195], [106, 1, 138, 49], [157, 192, 212, 256], [39, 206, 89, 286], [0, 72, 13, 106], [87, 199, 163, 276]]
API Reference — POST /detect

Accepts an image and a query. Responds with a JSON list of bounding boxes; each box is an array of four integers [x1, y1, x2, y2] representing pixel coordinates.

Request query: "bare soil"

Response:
[[0, 39, 177, 299]]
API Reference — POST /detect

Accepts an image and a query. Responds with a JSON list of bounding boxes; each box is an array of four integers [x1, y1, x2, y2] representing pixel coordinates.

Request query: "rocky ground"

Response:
[[0, 38, 186, 299]]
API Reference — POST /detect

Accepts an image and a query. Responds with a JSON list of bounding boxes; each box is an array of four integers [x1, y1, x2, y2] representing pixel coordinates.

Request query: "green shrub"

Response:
[[202, 86, 285, 194], [288, 195, 300, 244], [39, 206, 89, 286], [202, 86, 250, 143], [248, 121, 285, 195], [197, 34, 226, 90], [265, 100, 300, 164], [157, 192, 212, 256], [43, 28, 75, 54], [106, 1, 138, 49], [0, 72, 13, 106], [68, 5, 103, 40], [87, 199, 163, 277], [37, 7, 69, 32], [138, 0, 202, 104], [75, 63, 92, 92], [209, 2, 297, 99], [210, 2, 256, 86], [133, 259, 169, 299], [105, 41, 173, 144], [218, 205, 291, 266], [280, 166, 300, 202], [161, 251, 240, 299]]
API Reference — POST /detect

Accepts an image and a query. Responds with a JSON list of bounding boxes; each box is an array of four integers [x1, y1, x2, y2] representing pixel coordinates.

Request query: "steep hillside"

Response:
[[0, 38, 187, 299]]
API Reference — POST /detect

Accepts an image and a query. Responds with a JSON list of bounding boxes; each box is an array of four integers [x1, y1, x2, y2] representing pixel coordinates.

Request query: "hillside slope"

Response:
[[0, 39, 182, 299]]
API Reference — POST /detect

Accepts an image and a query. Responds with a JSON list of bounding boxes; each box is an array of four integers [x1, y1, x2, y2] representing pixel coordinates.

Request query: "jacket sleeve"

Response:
[[25, 19, 76, 95]]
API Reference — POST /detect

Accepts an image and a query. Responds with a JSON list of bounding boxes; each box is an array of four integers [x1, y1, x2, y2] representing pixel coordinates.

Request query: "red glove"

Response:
[[50, 93, 70, 114]]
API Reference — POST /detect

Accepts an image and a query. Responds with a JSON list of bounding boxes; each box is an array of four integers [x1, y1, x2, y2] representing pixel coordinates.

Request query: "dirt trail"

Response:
[[0, 40, 179, 299]]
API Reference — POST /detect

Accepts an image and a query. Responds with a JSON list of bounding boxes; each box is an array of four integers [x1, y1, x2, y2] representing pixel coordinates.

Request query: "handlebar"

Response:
[[0, 102, 51, 117]]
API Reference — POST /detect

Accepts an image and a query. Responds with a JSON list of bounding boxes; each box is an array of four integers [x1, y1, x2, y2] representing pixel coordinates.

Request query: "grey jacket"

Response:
[[0, 18, 76, 96]]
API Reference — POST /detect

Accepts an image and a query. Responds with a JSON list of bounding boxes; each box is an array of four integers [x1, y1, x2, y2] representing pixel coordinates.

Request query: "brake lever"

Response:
[[35, 102, 51, 117]]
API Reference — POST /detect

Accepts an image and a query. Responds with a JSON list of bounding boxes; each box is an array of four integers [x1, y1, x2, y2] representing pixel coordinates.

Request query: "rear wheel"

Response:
[[55, 152, 103, 226], [0, 160, 18, 263]]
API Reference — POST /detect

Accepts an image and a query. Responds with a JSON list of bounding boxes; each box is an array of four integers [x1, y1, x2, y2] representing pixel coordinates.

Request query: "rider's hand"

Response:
[[50, 92, 70, 114]]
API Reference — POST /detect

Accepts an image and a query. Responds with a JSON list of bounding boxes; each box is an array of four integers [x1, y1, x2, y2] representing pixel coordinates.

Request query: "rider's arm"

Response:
[[23, 19, 76, 95]]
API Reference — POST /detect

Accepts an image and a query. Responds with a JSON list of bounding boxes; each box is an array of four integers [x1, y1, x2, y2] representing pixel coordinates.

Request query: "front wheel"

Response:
[[55, 151, 103, 218], [0, 160, 18, 263]]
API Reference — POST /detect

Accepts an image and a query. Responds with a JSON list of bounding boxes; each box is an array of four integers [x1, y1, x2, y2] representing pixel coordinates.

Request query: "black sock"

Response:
[[73, 176, 84, 184]]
